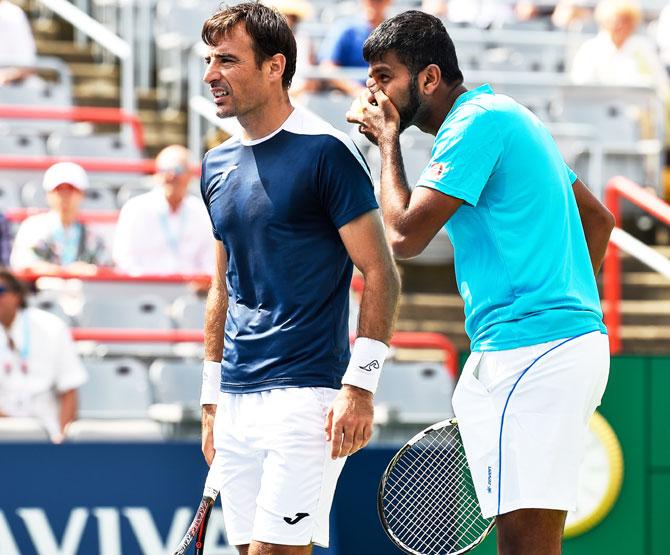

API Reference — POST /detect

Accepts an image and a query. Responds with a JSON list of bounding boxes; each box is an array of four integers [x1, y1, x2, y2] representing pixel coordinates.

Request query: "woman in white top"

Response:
[[570, 0, 669, 98]]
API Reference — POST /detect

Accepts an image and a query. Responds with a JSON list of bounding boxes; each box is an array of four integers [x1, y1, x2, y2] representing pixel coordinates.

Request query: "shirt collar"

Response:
[[448, 83, 494, 117]]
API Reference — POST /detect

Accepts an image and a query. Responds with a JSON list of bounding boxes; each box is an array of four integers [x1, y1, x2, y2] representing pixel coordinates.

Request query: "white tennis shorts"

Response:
[[212, 387, 346, 547], [452, 331, 610, 519]]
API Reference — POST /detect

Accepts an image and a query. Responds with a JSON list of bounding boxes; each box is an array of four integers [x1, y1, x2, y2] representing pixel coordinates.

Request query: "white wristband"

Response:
[[200, 360, 221, 405], [341, 337, 389, 395]]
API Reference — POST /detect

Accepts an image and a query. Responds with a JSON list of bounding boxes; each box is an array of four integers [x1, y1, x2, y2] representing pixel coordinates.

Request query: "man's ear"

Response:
[[419, 64, 442, 96], [266, 53, 286, 83]]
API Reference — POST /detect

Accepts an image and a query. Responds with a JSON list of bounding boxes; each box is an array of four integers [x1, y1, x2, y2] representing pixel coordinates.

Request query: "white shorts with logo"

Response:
[[213, 387, 346, 547], [452, 331, 610, 519]]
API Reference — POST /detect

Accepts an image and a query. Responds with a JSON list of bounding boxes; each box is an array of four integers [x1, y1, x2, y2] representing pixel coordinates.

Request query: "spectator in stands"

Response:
[[432, 0, 516, 29], [0, 0, 37, 85], [0, 269, 87, 442], [10, 162, 109, 273], [551, 0, 595, 32], [269, 0, 318, 97], [318, 0, 392, 96], [113, 145, 214, 277], [570, 0, 670, 100], [655, 5, 670, 72]]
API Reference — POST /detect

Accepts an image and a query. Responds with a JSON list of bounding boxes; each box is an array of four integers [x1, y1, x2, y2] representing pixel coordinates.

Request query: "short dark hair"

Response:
[[201, 2, 297, 89], [0, 269, 28, 308], [363, 10, 463, 85]]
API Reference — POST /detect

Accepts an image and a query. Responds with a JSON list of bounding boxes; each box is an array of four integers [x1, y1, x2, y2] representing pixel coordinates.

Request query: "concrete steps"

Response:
[[34, 28, 186, 156]]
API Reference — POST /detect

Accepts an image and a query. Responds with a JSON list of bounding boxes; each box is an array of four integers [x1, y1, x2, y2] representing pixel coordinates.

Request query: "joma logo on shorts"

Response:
[[487, 466, 492, 493], [284, 513, 309, 525]]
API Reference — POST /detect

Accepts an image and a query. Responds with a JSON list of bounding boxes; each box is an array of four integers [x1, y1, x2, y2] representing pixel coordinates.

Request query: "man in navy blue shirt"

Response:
[[318, 0, 391, 96], [198, 4, 400, 554]]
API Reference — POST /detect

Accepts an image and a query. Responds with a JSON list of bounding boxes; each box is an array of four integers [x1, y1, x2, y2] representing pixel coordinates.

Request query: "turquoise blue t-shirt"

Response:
[[417, 84, 606, 351]]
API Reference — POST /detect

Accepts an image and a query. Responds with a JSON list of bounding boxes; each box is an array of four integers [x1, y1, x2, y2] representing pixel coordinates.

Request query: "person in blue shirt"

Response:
[[348, 10, 615, 555], [318, 0, 391, 96], [198, 4, 399, 554]]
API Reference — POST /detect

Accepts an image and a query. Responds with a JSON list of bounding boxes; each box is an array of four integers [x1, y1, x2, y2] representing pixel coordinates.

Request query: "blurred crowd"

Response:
[[0, 0, 669, 439]]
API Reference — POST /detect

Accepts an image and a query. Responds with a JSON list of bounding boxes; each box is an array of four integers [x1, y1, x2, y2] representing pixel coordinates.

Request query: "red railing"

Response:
[[69, 329, 458, 378], [0, 155, 156, 174], [6, 208, 119, 224], [603, 176, 670, 354], [15, 268, 212, 283], [0, 105, 145, 150]]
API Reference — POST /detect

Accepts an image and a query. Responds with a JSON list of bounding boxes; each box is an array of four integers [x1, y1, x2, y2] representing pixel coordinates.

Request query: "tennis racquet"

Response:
[[378, 418, 495, 555], [174, 455, 221, 555]]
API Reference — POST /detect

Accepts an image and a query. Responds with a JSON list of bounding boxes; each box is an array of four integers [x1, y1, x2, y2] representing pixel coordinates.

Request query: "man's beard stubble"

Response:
[[397, 74, 422, 133]]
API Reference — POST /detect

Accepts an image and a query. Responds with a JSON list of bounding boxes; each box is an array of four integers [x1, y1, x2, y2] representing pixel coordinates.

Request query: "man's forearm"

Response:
[[59, 389, 78, 433], [204, 284, 227, 362], [378, 135, 413, 234], [357, 264, 401, 344], [583, 221, 614, 275]]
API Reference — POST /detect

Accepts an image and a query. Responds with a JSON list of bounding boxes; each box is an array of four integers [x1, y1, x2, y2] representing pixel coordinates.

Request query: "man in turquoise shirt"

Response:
[[349, 10, 615, 555]]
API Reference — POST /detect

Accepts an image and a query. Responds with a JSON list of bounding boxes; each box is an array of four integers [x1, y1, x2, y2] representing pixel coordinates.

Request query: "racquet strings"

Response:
[[380, 424, 492, 554]]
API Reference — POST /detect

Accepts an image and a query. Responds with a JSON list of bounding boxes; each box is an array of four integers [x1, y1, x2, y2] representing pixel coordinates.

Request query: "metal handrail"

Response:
[[36, 0, 135, 114], [603, 176, 670, 354]]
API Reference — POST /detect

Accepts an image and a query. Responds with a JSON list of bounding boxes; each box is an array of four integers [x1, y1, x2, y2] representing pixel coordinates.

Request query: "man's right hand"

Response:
[[201, 404, 217, 466]]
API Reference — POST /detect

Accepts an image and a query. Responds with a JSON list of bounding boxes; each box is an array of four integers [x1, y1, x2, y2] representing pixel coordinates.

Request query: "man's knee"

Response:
[[247, 541, 312, 555], [496, 508, 566, 555]]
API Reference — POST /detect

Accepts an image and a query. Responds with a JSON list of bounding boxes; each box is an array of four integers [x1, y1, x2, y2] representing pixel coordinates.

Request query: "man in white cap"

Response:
[[10, 162, 108, 273]]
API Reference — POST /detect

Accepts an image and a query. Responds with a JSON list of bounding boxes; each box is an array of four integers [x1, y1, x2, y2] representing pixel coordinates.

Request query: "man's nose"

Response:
[[203, 63, 218, 84]]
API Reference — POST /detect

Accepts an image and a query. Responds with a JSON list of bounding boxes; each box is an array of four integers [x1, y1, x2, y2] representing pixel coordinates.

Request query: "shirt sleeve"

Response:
[[200, 151, 222, 241], [112, 202, 138, 271], [566, 164, 577, 185], [317, 137, 378, 229], [416, 106, 502, 206], [9, 219, 40, 269], [318, 23, 350, 65]]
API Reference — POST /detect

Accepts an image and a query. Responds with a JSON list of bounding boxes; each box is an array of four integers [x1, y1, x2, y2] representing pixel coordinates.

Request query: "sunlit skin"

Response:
[[47, 183, 84, 228], [604, 12, 638, 49], [0, 279, 21, 329], [202, 23, 292, 141], [363, 0, 392, 27], [154, 145, 192, 213], [347, 51, 466, 142]]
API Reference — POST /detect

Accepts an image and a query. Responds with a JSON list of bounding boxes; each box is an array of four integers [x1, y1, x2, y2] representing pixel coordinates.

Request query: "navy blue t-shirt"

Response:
[[201, 107, 377, 393]]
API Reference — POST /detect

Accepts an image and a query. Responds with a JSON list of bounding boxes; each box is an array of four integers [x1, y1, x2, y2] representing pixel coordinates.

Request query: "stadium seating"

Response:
[[373, 360, 456, 443], [46, 132, 143, 160], [0, 418, 50, 442], [79, 293, 171, 329], [78, 357, 153, 419], [65, 419, 163, 441], [171, 292, 206, 329], [0, 179, 22, 210], [0, 134, 47, 157], [148, 358, 202, 423]]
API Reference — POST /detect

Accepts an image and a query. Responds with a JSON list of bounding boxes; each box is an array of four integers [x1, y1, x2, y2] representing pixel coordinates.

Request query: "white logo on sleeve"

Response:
[[220, 165, 238, 180]]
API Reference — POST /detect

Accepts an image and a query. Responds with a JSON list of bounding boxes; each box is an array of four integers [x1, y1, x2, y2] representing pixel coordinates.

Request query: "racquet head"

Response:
[[378, 418, 495, 555]]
